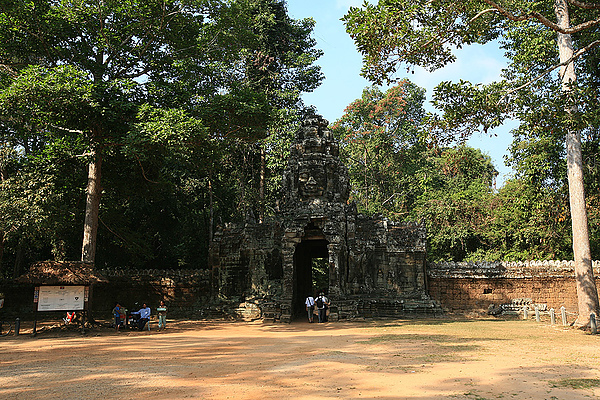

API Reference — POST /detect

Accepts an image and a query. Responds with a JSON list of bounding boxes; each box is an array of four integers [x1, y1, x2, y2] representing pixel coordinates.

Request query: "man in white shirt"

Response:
[[305, 295, 315, 323]]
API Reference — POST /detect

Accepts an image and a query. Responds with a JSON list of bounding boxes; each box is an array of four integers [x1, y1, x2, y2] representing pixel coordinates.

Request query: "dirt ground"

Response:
[[0, 316, 599, 400]]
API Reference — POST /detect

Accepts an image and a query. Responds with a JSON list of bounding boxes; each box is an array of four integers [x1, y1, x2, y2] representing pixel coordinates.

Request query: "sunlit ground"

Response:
[[0, 318, 598, 399]]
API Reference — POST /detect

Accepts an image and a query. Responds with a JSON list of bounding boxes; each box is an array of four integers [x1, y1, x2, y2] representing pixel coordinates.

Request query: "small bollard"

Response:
[[550, 308, 556, 325], [523, 305, 528, 320], [561, 306, 567, 326], [15, 318, 20, 335], [535, 306, 540, 322], [591, 313, 597, 334]]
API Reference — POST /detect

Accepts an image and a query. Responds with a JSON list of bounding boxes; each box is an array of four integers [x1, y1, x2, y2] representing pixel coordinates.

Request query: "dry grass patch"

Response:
[[549, 378, 600, 389]]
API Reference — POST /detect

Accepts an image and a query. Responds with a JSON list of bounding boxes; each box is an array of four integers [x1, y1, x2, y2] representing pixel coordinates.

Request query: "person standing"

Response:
[[305, 295, 315, 323], [315, 292, 329, 323], [157, 300, 168, 331], [112, 303, 124, 332]]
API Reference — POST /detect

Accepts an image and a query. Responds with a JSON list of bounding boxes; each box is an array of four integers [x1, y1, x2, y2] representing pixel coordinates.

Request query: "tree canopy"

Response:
[[0, 0, 322, 272], [343, 0, 600, 324]]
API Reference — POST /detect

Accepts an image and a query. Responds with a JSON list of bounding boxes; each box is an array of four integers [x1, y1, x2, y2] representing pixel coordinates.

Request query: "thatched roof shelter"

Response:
[[17, 261, 108, 285]]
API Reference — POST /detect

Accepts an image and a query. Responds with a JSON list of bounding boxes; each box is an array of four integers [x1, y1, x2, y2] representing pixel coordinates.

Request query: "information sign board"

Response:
[[37, 286, 86, 311]]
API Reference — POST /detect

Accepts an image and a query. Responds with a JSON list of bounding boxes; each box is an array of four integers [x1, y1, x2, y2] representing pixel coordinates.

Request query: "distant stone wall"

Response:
[[0, 268, 218, 319], [3, 260, 599, 321], [427, 260, 600, 315], [93, 268, 216, 319]]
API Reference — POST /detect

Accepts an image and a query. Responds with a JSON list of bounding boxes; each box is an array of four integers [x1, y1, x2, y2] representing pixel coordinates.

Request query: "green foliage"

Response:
[[343, 0, 504, 85], [0, 0, 322, 271], [486, 179, 572, 260], [311, 258, 328, 292], [333, 83, 501, 261], [409, 146, 497, 261], [331, 81, 426, 217], [343, 0, 600, 265]]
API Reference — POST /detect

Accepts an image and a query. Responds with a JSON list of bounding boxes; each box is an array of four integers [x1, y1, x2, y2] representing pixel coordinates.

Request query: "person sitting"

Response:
[[63, 311, 76, 325], [131, 303, 151, 331]]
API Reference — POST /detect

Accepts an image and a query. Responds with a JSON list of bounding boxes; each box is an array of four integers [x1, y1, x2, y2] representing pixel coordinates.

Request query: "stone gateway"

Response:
[[209, 115, 440, 322]]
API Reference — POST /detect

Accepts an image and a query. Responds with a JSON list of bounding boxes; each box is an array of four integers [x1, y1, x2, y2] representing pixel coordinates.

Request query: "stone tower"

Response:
[[281, 114, 349, 209], [209, 114, 439, 322]]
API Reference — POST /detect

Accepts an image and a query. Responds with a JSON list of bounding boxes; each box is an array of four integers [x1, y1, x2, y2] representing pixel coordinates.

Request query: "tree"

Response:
[[0, 0, 220, 263], [331, 81, 426, 216], [199, 0, 322, 224], [411, 146, 497, 262], [333, 83, 498, 261], [344, 0, 600, 326], [0, 0, 322, 270]]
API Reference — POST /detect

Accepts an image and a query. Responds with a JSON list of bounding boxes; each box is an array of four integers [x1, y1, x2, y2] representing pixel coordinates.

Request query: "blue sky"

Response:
[[286, 0, 516, 187]]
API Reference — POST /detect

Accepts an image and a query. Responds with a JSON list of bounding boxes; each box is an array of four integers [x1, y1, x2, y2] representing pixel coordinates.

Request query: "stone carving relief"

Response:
[[281, 114, 349, 209]]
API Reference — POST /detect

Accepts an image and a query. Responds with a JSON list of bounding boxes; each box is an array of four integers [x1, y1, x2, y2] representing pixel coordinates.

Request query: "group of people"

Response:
[[112, 300, 168, 332], [305, 292, 330, 323]]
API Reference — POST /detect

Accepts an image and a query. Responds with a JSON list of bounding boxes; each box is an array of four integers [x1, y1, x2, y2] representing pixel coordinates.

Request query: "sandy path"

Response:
[[0, 318, 598, 399]]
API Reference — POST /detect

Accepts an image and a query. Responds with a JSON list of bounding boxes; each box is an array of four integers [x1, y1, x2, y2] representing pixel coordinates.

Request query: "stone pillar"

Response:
[[328, 242, 342, 299], [280, 229, 301, 322]]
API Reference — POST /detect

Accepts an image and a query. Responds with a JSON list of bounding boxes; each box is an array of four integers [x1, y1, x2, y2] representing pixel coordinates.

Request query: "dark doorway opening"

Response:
[[292, 238, 329, 319]]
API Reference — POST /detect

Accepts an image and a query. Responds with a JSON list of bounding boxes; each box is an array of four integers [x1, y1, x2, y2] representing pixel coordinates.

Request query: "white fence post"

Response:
[[550, 308, 555, 325], [561, 306, 567, 326]]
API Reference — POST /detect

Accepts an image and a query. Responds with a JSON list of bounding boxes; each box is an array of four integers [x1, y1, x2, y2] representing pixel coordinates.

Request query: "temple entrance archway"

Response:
[[209, 115, 434, 322], [292, 236, 329, 319]]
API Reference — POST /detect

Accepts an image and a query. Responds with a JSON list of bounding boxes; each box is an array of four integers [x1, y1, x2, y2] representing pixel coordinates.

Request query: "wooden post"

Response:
[[33, 286, 39, 336]]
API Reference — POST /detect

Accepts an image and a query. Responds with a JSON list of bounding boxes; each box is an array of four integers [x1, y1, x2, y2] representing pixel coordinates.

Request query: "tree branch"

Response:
[[75, 152, 94, 158], [469, 8, 498, 23], [566, 0, 600, 10], [48, 124, 85, 134], [99, 216, 130, 248], [135, 155, 160, 184], [481, 0, 600, 34], [0, 64, 18, 77], [498, 39, 600, 103]]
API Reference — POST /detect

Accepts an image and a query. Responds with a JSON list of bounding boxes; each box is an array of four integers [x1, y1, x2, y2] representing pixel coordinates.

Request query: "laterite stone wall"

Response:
[[428, 261, 600, 315]]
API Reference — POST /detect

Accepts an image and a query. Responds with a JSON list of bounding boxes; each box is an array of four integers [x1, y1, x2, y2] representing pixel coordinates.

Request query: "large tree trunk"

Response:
[[259, 144, 265, 223], [208, 169, 214, 241], [0, 161, 5, 272], [12, 237, 23, 279], [555, 0, 600, 327], [81, 149, 102, 263], [0, 235, 4, 275]]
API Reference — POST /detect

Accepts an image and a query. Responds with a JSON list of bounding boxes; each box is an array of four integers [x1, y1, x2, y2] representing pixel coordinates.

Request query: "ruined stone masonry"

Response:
[[428, 260, 600, 317], [209, 115, 440, 322], [5, 116, 597, 322]]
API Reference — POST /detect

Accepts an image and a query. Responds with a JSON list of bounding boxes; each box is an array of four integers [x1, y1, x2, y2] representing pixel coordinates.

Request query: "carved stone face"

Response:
[[305, 125, 319, 138], [298, 166, 325, 198]]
